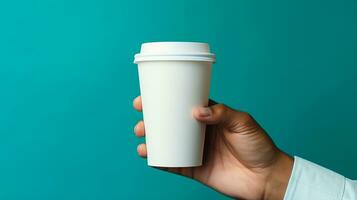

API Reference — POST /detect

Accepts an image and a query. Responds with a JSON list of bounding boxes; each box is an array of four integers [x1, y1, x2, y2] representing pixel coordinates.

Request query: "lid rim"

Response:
[[135, 52, 215, 56], [134, 54, 216, 64]]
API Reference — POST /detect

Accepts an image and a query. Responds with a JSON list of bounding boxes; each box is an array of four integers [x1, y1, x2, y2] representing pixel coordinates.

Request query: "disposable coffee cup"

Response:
[[134, 42, 216, 167]]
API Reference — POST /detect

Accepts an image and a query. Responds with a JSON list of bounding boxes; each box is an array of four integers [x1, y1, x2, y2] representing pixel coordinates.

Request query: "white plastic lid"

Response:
[[134, 42, 216, 63]]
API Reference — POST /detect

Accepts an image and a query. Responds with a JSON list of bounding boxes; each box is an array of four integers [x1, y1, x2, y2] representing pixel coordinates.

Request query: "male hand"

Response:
[[133, 96, 293, 200]]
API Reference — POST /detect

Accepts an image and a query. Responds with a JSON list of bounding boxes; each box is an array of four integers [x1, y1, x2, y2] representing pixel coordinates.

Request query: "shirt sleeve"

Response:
[[283, 156, 357, 200]]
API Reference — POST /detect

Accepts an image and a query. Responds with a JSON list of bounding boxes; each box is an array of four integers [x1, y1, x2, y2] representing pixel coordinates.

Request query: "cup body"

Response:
[[137, 61, 211, 167]]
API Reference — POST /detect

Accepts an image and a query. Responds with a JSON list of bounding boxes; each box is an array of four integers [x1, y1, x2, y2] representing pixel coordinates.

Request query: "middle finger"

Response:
[[134, 120, 145, 137]]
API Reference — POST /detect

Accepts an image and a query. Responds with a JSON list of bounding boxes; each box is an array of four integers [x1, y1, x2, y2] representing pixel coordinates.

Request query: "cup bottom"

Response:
[[148, 161, 203, 168]]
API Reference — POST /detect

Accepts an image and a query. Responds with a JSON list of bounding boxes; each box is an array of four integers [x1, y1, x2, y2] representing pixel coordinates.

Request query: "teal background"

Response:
[[0, 0, 356, 199]]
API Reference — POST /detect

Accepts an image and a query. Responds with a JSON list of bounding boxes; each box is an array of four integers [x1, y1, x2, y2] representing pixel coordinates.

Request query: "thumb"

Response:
[[193, 104, 234, 125]]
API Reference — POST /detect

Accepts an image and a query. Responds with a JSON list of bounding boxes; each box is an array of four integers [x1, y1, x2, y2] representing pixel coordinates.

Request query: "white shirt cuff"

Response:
[[283, 156, 346, 200]]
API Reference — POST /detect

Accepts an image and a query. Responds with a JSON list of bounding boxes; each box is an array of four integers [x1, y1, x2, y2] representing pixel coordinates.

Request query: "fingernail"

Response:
[[198, 107, 212, 117], [134, 124, 137, 133]]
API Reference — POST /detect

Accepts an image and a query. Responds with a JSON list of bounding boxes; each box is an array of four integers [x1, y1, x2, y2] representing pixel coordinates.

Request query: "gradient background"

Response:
[[0, 0, 356, 199]]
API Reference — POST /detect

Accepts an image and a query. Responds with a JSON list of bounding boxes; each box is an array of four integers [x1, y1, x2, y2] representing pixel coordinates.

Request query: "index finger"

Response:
[[133, 96, 142, 111]]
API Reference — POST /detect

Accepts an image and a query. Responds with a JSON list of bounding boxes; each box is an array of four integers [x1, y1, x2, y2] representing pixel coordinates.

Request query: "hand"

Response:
[[133, 96, 293, 200]]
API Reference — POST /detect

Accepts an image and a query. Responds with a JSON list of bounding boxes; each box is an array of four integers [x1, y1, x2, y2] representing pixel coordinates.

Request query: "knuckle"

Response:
[[214, 104, 228, 115], [215, 103, 228, 112]]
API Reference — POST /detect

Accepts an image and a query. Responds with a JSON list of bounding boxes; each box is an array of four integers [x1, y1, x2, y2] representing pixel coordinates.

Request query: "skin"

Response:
[[133, 96, 293, 200]]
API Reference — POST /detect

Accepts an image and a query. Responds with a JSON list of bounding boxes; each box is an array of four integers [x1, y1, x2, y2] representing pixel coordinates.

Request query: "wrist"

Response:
[[263, 151, 294, 200]]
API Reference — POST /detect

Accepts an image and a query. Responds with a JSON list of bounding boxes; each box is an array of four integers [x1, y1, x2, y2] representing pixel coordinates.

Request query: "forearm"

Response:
[[263, 152, 294, 200]]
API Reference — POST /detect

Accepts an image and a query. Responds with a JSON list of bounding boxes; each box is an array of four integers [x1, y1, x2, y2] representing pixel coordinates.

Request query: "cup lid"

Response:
[[134, 42, 216, 63]]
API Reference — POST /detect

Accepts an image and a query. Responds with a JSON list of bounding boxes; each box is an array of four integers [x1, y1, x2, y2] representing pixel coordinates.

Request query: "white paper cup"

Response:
[[134, 42, 216, 167]]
